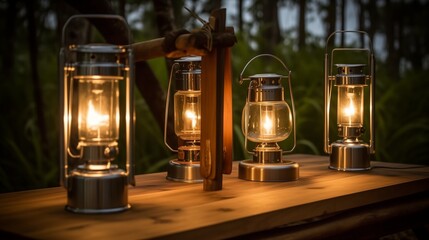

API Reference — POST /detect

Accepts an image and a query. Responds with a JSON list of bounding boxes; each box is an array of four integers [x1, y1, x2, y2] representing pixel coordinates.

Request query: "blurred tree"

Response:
[[384, 0, 402, 81], [340, 0, 345, 46], [262, 0, 281, 52], [321, 0, 336, 45], [321, 0, 337, 41], [238, 0, 244, 32], [357, 0, 365, 47], [119, 0, 125, 17], [151, 0, 177, 144], [25, 0, 50, 160], [356, 0, 378, 48], [402, 0, 428, 72], [3, 0, 17, 83], [297, 0, 307, 50], [153, 0, 177, 36], [367, 0, 377, 43]]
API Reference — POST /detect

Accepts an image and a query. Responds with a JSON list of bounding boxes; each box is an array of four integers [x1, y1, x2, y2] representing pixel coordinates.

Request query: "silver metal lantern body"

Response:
[[164, 56, 202, 183], [324, 31, 375, 171], [238, 54, 299, 182], [60, 15, 135, 213]]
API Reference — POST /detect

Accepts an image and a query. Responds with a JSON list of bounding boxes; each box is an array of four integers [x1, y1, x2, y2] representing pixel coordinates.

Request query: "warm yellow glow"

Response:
[[343, 100, 356, 117], [185, 109, 198, 129], [87, 100, 109, 130], [343, 92, 356, 125], [263, 115, 273, 132], [261, 114, 275, 136]]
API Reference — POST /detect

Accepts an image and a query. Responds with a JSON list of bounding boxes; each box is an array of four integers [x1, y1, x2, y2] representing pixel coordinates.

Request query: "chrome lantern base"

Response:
[[329, 141, 371, 171], [66, 166, 129, 214], [166, 144, 202, 183], [238, 159, 299, 182], [166, 160, 202, 183]]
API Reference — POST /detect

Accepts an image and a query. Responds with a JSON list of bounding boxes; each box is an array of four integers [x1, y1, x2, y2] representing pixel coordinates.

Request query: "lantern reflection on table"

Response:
[[238, 54, 299, 182], [164, 56, 202, 183], [324, 30, 376, 171], [59, 15, 135, 213]]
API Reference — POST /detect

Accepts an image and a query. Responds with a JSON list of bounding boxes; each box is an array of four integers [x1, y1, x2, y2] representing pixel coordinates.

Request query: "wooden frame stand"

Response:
[[200, 8, 233, 191]]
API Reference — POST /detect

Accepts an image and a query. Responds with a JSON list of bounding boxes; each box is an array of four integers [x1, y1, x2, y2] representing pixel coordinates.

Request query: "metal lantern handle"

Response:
[[239, 54, 289, 84], [59, 14, 135, 188], [325, 30, 374, 79], [164, 63, 179, 152], [239, 54, 296, 155], [323, 30, 375, 155], [61, 14, 133, 47]]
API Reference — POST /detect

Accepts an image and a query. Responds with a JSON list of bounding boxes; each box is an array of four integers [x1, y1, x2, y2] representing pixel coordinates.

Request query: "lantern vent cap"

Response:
[[335, 64, 367, 86], [70, 43, 126, 53]]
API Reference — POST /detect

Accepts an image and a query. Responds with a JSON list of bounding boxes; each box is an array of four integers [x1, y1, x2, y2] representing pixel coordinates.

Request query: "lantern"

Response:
[[59, 15, 135, 213], [238, 54, 299, 182], [324, 30, 375, 171], [164, 56, 202, 182]]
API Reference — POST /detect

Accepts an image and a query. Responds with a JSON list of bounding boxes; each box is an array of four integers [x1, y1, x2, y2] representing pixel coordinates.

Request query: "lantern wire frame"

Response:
[[164, 62, 181, 153], [324, 30, 375, 157], [239, 54, 296, 156]]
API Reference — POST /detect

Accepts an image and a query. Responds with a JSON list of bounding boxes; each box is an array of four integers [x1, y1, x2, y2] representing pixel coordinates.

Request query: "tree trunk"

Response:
[[298, 0, 307, 50], [153, 0, 176, 36], [25, 0, 50, 160], [261, 0, 281, 53], [326, 0, 337, 46], [3, 0, 17, 83], [238, 0, 244, 32], [152, 0, 176, 70], [152, 0, 178, 147], [384, 0, 400, 81], [367, 0, 377, 45], [119, 0, 125, 17], [340, 0, 346, 47], [357, 0, 365, 48]]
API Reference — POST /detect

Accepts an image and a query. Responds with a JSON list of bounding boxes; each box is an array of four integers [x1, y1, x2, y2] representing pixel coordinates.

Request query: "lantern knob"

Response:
[[104, 145, 119, 160]]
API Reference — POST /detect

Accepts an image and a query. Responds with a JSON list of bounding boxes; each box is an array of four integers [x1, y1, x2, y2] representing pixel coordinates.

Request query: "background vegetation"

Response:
[[1, 0, 428, 193]]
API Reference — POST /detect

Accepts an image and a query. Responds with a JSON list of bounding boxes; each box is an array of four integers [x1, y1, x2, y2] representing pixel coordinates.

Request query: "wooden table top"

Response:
[[1, 154, 428, 239]]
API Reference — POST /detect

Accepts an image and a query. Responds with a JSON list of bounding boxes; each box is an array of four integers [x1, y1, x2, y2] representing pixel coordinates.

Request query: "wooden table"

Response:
[[1, 154, 428, 239]]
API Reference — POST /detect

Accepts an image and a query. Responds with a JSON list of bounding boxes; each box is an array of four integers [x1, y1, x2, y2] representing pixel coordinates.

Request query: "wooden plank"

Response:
[[200, 8, 232, 191], [0, 155, 428, 239], [240, 192, 429, 240]]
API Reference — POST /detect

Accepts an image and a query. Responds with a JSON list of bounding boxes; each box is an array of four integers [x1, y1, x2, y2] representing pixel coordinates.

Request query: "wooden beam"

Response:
[[200, 8, 233, 191], [132, 31, 236, 61]]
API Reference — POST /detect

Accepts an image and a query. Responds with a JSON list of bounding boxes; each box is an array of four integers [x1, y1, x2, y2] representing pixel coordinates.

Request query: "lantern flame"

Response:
[[262, 115, 274, 136], [87, 100, 109, 130], [185, 109, 198, 129], [343, 100, 356, 117]]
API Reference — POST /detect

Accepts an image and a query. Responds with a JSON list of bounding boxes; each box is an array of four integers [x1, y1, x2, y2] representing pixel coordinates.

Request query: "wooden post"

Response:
[[132, 32, 236, 61], [200, 8, 233, 191]]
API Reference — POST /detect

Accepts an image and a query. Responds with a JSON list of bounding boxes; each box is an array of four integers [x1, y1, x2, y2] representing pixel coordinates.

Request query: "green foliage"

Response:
[[0, 41, 60, 192], [374, 67, 429, 164]]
